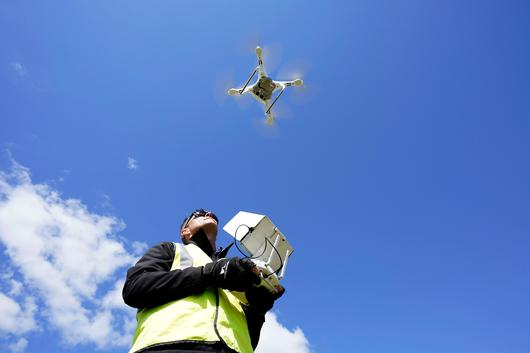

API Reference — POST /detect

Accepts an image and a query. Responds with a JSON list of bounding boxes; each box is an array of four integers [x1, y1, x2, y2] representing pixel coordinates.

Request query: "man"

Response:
[[123, 209, 284, 353]]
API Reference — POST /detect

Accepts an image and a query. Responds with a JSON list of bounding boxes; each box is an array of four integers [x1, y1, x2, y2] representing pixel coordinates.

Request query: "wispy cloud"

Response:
[[0, 159, 146, 351], [10, 62, 27, 79], [127, 157, 138, 170], [8, 61, 47, 92], [57, 169, 71, 183], [0, 292, 38, 336], [8, 338, 28, 353]]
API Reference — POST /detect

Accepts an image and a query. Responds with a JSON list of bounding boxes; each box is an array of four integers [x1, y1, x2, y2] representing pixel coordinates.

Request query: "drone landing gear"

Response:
[[265, 88, 285, 117], [263, 79, 303, 120], [263, 101, 274, 125]]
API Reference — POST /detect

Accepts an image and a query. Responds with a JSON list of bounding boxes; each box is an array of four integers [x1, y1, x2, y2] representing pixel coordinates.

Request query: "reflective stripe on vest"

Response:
[[128, 243, 253, 353]]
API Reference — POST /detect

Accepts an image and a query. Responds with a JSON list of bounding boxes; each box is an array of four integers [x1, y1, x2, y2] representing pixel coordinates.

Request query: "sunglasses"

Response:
[[182, 209, 219, 229]]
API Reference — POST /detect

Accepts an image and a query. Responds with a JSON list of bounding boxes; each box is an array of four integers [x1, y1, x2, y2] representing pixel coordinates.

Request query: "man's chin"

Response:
[[202, 222, 218, 236]]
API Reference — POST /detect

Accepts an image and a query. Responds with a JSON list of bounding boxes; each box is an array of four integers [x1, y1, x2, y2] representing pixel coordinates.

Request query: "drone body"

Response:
[[228, 46, 303, 124]]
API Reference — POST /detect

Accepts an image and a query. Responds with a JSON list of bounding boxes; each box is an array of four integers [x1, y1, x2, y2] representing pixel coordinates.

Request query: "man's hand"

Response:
[[245, 285, 285, 315], [203, 257, 260, 292]]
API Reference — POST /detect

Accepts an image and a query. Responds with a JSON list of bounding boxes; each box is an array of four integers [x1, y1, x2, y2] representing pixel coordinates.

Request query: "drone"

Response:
[[228, 46, 304, 125]]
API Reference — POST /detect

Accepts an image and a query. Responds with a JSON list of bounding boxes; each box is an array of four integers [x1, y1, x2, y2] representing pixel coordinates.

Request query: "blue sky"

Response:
[[1, 1, 530, 353]]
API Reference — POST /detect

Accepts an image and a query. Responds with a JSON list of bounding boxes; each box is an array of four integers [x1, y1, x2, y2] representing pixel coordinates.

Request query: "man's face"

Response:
[[181, 211, 219, 249], [186, 213, 218, 237]]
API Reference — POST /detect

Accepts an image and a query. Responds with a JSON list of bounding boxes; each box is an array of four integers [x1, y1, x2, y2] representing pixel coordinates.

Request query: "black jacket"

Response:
[[122, 241, 266, 353]]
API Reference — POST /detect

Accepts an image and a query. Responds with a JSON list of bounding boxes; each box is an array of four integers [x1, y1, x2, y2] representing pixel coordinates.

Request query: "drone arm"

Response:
[[255, 46, 268, 78], [274, 79, 303, 88]]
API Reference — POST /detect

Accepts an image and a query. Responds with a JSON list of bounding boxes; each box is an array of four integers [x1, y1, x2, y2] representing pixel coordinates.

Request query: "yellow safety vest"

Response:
[[129, 243, 253, 353]]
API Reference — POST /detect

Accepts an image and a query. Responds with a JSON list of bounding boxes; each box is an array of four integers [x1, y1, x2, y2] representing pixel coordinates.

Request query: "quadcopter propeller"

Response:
[[213, 68, 235, 106], [252, 115, 281, 138], [213, 68, 252, 110], [276, 59, 315, 105], [239, 33, 284, 75], [259, 43, 283, 76]]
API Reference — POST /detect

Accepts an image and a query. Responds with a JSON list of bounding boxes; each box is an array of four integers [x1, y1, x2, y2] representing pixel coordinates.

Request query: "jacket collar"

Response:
[[186, 229, 234, 259]]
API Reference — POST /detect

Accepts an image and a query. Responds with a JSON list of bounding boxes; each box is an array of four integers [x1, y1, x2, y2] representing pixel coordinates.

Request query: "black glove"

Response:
[[203, 257, 260, 292], [245, 285, 285, 315]]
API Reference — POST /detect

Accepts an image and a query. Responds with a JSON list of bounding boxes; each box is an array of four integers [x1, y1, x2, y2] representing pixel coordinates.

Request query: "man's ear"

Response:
[[181, 227, 192, 242]]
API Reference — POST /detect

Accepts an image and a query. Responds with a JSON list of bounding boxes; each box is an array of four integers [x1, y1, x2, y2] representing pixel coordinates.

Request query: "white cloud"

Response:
[[0, 158, 310, 353], [131, 240, 149, 257], [0, 159, 138, 350], [256, 312, 311, 353], [57, 169, 71, 183], [127, 157, 138, 170], [10, 62, 27, 79], [101, 279, 127, 309], [0, 271, 24, 296], [8, 338, 28, 353], [8, 279, 23, 296], [0, 292, 38, 335]]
